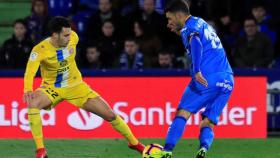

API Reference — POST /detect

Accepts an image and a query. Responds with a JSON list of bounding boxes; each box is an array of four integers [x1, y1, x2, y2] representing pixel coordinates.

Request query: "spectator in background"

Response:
[[215, 12, 241, 67], [132, 0, 165, 36], [154, 49, 185, 69], [115, 0, 137, 16], [156, 50, 174, 69], [96, 20, 120, 68], [86, 0, 122, 40], [25, 0, 50, 44], [84, 44, 101, 69], [138, 0, 166, 14], [47, 0, 74, 17], [233, 17, 274, 68], [0, 19, 34, 69], [125, 0, 167, 64], [119, 38, 144, 70], [133, 20, 161, 67], [79, 0, 99, 11], [251, 2, 277, 44]]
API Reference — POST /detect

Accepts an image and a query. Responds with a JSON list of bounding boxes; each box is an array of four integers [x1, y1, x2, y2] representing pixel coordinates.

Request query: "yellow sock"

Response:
[[110, 115, 139, 145], [28, 108, 44, 149]]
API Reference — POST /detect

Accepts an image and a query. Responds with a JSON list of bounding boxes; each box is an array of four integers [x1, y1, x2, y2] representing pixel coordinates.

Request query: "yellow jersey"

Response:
[[24, 31, 82, 92]]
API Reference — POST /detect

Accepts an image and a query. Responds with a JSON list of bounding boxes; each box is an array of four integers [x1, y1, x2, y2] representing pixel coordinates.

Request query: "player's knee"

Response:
[[27, 98, 44, 109], [176, 109, 191, 120], [27, 100, 41, 109], [104, 112, 117, 122], [200, 118, 214, 128]]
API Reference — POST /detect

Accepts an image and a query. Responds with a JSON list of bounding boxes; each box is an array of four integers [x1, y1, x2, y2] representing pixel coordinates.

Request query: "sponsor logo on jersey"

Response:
[[57, 66, 69, 73], [59, 60, 68, 67]]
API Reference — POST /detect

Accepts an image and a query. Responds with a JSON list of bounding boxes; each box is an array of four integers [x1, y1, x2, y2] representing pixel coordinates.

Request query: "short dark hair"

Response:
[[125, 37, 137, 44], [102, 19, 114, 26], [13, 19, 27, 28], [86, 43, 100, 52], [165, 0, 190, 14], [159, 49, 172, 56], [48, 16, 71, 34], [252, 1, 267, 10], [244, 16, 258, 25]]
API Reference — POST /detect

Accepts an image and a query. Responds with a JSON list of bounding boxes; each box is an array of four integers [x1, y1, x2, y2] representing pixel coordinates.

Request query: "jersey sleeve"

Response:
[[71, 31, 79, 45], [187, 25, 201, 42], [23, 46, 44, 92], [186, 17, 204, 40], [190, 35, 203, 73]]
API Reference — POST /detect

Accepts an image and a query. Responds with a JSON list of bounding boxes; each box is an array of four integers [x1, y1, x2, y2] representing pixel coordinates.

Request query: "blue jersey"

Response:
[[181, 16, 233, 77]]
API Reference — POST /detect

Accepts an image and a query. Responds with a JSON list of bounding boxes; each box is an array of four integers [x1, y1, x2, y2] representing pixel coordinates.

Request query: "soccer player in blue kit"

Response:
[[150, 0, 234, 158]]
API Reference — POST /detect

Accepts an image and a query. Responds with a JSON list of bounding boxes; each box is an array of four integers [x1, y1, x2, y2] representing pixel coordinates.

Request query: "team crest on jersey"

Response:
[[69, 48, 74, 54], [30, 52, 38, 61], [59, 60, 68, 67]]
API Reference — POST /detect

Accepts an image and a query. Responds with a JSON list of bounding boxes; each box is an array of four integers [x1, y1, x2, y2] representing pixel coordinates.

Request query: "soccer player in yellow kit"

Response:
[[23, 16, 145, 158]]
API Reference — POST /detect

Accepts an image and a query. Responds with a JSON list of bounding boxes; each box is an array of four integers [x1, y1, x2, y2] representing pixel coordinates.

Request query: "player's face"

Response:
[[166, 12, 181, 33], [57, 27, 71, 47]]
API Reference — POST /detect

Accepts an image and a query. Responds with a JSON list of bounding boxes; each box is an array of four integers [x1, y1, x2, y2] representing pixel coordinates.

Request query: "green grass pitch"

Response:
[[0, 138, 279, 158]]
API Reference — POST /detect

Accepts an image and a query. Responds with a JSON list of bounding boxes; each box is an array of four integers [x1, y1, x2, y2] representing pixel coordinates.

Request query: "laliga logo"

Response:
[[67, 109, 104, 130], [0, 101, 55, 132]]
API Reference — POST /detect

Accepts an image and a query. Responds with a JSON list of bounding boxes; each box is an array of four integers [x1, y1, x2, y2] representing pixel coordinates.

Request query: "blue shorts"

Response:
[[178, 72, 234, 125]]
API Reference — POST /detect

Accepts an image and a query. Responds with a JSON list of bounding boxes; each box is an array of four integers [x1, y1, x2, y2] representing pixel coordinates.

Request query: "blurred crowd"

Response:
[[1, 0, 280, 70]]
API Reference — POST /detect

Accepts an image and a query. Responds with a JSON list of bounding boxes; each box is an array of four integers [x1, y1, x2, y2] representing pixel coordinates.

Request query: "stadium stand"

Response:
[[0, 0, 30, 45]]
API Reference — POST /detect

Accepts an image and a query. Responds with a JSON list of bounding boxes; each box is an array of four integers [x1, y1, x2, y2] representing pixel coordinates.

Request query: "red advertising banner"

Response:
[[0, 77, 266, 138]]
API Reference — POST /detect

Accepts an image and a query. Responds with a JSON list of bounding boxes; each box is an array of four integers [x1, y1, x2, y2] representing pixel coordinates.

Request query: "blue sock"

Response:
[[164, 116, 187, 152], [199, 126, 214, 150]]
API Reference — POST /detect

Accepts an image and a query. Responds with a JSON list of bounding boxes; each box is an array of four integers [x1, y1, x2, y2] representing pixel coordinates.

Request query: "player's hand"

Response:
[[195, 72, 208, 87], [23, 91, 35, 104]]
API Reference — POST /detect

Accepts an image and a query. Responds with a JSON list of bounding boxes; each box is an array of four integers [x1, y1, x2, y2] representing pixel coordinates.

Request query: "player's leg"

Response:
[[164, 109, 191, 152], [151, 85, 208, 158], [66, 82, 144, 153], [28, 86, 62, 158], [164, 84, 209, 152], [82, 96, 145, 153], [27, 90, 52, 157], [196, 118, 214, 158], [196, 94, 232, 158], [196, 73, 234, 158], [152, 109, 191, 158]]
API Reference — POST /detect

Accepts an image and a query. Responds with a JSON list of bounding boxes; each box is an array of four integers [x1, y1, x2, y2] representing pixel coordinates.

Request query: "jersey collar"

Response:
[[180, 15, 191, 34], [184, 15, 191, 25]]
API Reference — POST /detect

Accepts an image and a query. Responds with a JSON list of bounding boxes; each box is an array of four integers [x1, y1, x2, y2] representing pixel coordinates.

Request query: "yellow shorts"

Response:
[[37, 81, 99, 109]]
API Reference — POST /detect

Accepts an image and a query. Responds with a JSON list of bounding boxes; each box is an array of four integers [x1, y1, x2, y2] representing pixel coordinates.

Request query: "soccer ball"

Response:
[[142, 143, 163, 158]]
